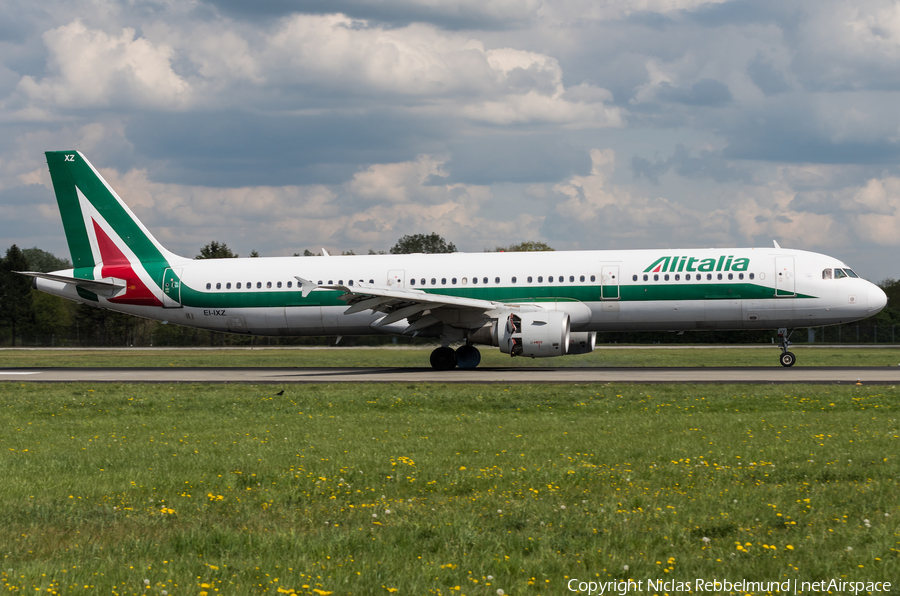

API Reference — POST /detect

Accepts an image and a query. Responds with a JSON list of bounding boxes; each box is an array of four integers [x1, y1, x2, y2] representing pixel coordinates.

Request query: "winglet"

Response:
[[773, 239, 781, 249], [322, 248, 330, 257], [294, 276, 318, 298]]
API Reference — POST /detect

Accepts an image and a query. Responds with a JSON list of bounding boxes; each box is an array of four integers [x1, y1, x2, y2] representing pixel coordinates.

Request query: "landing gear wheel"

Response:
[[430, 346, 458, 371], [779, 351, 796, 367], [456, 345, 481, 369]]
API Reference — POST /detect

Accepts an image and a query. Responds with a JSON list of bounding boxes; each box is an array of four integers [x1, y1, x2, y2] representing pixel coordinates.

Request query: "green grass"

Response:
[[1, 382, 898, 594], [2, 346, 900, 368]]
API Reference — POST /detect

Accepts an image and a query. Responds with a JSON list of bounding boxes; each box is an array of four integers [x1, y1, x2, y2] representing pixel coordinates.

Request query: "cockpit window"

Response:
[[833, 268, 847, 279], [844, 268, 859, 278], [822, 269, 832, 280]]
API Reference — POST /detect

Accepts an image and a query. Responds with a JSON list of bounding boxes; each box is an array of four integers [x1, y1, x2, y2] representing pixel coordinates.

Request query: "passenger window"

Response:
[[822, 269, 832, 280], [685, 274, 691, 281], [327, 280, 332, 285], [569, 275, 575, 282], [538, 276, 543, 283], [421, 278, 426, 285], [215, 282, 221, 290], [653, 274, 659, 281], [727, 273, 733, 280], [590, 275, 596, 282], [548, 276, 554, 283], [410, 279, 416, 285], [462, 277, 468, 285], [511, 276, 517, 283], [318, 280, 323, 285], [472, 277, 478, 284], [267, 281, 273, 288], [580, 275, 585, 282], [717, 273, 722, 280], [527, 276, 533, 283], [237, 282, 242, 289], [442, 278, 447, 285], [248, 281, 252, 288], [206, 283, 211, 290], [369, 279, 374, 284], [257, 282, 262, 288], [495, 277, 500, 284], [643, 274, 648, 281], [226, 282, 231, 289], [348, 280, 353, 286], [674, 274, 680, 281], [483, 277, 488, 284], [749, 273, 755, 280], [452, 278, 457, 285], [338, 280, 343, 285], [287, 281, 292, 288], [664, 274, 670, 281], [277, 281, 283, 288], [706, 274, 712, 280], [738, 273, 743, 280], [431, 278, 436, 285], [632, 275, 638, 281]]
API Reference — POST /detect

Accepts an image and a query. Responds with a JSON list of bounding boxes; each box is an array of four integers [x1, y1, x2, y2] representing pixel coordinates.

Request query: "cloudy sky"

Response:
[[2, 0, 899, 280]]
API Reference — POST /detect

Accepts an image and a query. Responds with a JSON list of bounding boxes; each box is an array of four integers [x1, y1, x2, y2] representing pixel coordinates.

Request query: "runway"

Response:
[[2, 366, 900, 384]]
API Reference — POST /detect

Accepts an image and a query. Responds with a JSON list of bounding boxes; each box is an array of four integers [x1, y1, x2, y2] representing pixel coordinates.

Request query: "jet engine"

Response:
[[567, 331, 596, 355], [498, 311, 570, 358]]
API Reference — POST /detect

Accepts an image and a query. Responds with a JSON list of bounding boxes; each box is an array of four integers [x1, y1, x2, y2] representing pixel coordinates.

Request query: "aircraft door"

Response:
[[162, 268, 183, 308], [775, 257, 795, 297], [600, 265, 620, 300], [388, 269, 406, 288]]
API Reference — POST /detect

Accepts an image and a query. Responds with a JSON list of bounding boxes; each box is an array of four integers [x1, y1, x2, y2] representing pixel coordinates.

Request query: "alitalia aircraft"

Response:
[[21, 151, 887, 370]]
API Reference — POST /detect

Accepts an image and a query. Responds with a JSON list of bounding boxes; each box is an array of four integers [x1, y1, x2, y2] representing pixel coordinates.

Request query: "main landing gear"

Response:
[[429, 345, 481, 370], [777, 327, 796, 367]]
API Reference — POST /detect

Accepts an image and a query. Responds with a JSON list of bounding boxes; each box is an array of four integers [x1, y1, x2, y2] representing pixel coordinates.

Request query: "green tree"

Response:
[[0, 245, 35, 344], [197, 241, 238, 259], [390, 233, 457, 254], [21, 247, 71, 272], [249, 250, 260, 258], [491, 240, 555, 252]]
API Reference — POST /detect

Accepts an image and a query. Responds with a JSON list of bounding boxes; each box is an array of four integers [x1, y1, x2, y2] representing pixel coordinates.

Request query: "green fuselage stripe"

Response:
[[172, 282, 816, 310]]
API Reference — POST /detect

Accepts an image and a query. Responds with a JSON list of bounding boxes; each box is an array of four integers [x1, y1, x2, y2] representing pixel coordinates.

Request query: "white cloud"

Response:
[[16, 20, 191, 110], [267, 14, 621, 127]]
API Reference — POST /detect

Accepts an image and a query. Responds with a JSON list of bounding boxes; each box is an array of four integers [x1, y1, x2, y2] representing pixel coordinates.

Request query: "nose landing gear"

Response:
[[777, 327, 795, 367]]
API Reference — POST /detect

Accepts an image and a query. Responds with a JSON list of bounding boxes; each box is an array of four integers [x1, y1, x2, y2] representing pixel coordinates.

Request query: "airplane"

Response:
[[19, 151, 888, 370]]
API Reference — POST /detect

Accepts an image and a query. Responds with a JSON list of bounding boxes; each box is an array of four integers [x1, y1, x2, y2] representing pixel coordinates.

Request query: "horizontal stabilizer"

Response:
[[16, 271, 126, 297]]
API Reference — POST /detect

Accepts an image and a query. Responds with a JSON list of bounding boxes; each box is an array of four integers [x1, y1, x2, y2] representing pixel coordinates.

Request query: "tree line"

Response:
[[1, 236, 898, 347]]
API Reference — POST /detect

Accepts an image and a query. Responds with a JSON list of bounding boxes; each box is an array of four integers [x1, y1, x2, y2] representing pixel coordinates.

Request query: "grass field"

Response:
[[1, 382, 897, 594], [2, 345, 900, 368]]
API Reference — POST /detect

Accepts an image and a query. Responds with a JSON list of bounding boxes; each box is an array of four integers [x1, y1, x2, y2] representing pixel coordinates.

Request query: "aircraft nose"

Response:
[[868, 283, 887, 314]]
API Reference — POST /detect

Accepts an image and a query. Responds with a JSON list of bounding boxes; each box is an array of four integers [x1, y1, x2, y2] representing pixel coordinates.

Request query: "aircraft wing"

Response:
[[296, 277, 517, 334]]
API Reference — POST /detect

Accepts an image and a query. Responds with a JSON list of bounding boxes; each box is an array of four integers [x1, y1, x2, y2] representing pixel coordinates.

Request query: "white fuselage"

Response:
[[34, 247, 886, 338]]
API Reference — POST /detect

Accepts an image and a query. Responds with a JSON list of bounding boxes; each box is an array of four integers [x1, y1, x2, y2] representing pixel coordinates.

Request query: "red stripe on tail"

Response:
[[93, 219, 164, 306]]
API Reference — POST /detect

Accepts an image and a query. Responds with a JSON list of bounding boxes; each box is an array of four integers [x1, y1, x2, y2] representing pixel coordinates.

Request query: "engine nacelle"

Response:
[[498, 311, 570, 358], [567, 332, 596, 355]]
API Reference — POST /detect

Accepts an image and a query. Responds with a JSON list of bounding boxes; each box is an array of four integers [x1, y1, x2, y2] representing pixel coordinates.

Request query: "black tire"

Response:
[[430, 346, 458, 370], [456, 345, 481, 369], [779, 351, 796, 367]]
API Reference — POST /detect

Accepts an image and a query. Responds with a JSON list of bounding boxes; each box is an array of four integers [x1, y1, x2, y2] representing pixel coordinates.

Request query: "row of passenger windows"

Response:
[[205, 279, 377, 290], [204, 271, 765, 291], [632, 272, 755, 282], [409, 275, 597, 286], [823, 268, 858, 279]]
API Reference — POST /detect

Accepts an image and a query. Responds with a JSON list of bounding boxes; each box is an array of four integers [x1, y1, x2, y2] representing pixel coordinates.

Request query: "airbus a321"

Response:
[[20, 151, 888, 370]]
